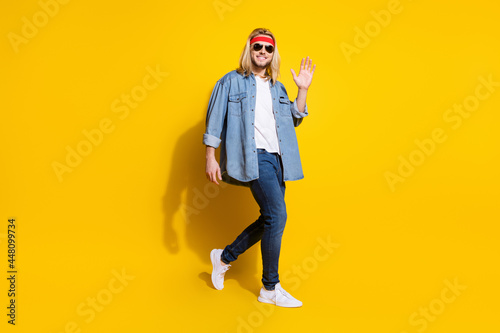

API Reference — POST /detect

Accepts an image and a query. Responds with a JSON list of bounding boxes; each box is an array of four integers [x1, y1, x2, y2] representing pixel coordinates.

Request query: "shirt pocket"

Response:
[[228, 92, 247, 117], [278, 95, 292, 117]]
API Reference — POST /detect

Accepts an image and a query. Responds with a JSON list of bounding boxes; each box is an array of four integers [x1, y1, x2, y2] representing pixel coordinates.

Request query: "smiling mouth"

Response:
[[257, 56, 267, 60]]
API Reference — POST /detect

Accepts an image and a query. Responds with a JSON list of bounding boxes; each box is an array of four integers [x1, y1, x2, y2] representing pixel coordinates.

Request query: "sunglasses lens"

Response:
[[265, 45, 274, 53], [253, 43, 263, 51]]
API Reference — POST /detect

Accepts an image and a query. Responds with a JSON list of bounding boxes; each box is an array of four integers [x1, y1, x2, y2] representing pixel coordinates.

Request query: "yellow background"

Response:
[[1, 0, 499, 332]]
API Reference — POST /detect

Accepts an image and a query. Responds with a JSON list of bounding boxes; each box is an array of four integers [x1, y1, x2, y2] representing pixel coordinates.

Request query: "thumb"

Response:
[[290, 68, 296, 79], [217, 167, 222, 180]]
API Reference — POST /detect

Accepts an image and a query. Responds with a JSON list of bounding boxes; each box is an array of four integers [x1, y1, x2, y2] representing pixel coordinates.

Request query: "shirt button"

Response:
[[252, 96, 254, 98]]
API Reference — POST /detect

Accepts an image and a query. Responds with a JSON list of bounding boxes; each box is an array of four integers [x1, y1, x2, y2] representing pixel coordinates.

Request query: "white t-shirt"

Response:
[[254, 75, 280, 154]]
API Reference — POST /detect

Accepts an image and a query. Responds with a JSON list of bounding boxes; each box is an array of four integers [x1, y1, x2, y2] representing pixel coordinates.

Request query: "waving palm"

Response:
[[291, 56, 316, 90]]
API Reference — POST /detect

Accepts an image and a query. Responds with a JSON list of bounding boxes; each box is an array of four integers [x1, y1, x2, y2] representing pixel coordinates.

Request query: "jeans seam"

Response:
[[256, 177, 275, 288]]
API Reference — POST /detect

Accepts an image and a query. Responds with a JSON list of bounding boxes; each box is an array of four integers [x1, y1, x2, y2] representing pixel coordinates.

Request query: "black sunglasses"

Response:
[[252, 43, 274, 53]]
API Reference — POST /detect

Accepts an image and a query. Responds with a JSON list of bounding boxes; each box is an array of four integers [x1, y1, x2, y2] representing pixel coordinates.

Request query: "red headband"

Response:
[[250, 35, 275, 47]]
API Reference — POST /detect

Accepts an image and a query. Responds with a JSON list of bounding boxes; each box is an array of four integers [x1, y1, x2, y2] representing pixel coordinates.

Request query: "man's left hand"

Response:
[[291, 56, 316, 90]]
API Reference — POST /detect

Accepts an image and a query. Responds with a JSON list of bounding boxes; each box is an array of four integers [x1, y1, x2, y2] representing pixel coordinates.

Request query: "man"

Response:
[[203, 27, 316, 307]]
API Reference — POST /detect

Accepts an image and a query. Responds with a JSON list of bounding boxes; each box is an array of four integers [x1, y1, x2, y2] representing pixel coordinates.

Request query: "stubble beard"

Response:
[[251, 56, 272, 71]]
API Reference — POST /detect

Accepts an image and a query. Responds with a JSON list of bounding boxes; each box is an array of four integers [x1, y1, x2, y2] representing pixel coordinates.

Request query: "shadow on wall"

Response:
[[162, 120, 262, 296]]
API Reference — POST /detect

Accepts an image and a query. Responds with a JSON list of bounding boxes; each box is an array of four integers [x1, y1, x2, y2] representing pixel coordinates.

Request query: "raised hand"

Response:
[[291, 56, 316, 90]]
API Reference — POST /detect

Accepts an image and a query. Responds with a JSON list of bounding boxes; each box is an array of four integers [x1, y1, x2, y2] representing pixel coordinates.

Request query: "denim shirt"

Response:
[[203, 70, 309, 188]]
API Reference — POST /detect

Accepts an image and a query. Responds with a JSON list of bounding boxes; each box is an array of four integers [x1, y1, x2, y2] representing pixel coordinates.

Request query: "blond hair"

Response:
[[236, 28, 281, 86]]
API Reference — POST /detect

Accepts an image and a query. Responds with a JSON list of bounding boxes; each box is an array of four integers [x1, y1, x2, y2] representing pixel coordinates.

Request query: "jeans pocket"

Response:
[[228, 92, 247, 117], [278, 96, 292, 118]]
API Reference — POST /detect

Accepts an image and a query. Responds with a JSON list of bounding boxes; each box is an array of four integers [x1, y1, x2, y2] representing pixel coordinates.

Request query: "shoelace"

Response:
[[218, 264, 231, 277], [277, 286, 293, 299]]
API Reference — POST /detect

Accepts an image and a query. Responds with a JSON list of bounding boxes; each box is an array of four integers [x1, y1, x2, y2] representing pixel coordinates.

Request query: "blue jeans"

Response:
[[220, 148, 287, 291]]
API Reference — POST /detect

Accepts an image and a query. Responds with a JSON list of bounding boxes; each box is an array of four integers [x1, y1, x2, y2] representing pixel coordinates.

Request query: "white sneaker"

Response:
[[210, 249, 231, 290], [257, 283, 302, 307]]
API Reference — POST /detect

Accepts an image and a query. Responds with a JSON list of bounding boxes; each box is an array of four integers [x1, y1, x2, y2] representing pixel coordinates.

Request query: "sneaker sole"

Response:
[[257, 296, 302, 308], [210, 250, 223, 290], [257, 296, 275, 305]]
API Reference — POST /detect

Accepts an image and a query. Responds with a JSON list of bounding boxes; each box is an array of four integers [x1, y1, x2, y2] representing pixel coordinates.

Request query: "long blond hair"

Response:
[[236, 28, 281, 86]]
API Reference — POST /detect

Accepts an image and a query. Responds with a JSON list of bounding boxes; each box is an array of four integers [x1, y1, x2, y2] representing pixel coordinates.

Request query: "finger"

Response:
[[217, 167, 222, 180], [311, 64, 316, 75], [290, 68, 296, 78], [300, 58, 304, 70]]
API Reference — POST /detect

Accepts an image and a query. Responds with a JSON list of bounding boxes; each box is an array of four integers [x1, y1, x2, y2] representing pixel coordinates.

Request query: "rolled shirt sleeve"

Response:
[[203, 80, 229, 148], [291, 99, 308, 127]]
